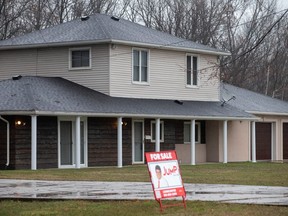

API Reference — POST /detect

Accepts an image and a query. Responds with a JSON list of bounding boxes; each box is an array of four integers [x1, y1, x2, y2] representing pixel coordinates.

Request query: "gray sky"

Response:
[[277, 0, 288, 9]]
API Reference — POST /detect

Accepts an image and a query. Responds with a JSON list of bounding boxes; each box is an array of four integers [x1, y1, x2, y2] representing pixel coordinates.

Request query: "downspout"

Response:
[[0, 116, 10, 168]]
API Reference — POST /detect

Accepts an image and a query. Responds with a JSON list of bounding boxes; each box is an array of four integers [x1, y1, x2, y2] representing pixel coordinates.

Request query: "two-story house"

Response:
[[0, 14, 287, 170]]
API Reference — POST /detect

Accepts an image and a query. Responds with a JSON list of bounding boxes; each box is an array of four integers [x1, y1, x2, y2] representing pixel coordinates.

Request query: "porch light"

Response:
[[121, 121, 128, 126], [15, 120, 26, 127]]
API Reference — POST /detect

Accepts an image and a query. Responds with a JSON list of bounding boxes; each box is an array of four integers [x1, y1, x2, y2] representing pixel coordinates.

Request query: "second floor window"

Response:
[[70, 47, 91, 69], [187, 55, 198, 86], [133, 49, 148, 83]]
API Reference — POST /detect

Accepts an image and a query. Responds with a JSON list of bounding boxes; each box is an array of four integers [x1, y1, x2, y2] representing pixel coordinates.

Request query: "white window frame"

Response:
[[151, 121, 164, 142], [57, 116, 88, 168], [69, 47, 91, 70], [186, 54, 199, 87], [132, 48, 149, 84], [184, 122, 201, 144]]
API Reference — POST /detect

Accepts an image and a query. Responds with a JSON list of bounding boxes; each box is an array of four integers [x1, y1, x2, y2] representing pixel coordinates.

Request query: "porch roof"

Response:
[[0, 76, 255, 120], [221, 83, 288, 116]]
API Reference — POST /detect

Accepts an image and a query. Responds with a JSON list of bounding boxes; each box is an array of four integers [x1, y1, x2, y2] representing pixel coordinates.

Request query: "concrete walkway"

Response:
[[0, 179, 288, 206]]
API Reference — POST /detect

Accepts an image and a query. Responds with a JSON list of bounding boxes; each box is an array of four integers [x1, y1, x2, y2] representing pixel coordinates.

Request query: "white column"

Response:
[[251, 121, 256, 162], [155, 118, 160, 152], [190, 119, 196, 165], [117, 117, 123, 168], [75, 116, 81, 168], [223, 120, 228, 163], [31, 115, 37, 170]]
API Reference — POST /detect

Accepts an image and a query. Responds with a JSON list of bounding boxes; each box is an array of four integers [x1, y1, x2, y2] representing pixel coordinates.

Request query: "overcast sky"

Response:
[[277, 0, 288, 9]]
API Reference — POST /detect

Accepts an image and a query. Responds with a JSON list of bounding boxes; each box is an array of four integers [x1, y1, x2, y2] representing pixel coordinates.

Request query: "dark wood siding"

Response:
[[37, 117, 58, 169], [0, 119, 7, 169], [88, 117, 132, 166], [256, 122, 271, 160], [12, 116, 31, 169], [283, 123, 288, 159]]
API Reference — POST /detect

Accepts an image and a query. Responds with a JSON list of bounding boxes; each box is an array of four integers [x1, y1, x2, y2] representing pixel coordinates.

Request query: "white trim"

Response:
[[31, 115, 37, 170], [132, 119, 145, 164], [69, 47, 92, 70], [186, 54, 200, 87], [150, 120, 164, 142], [0, 110, 258, 121], [132, 47, 150, 84], [223, 120, 228, 163], [247, 111, 288, 116], [117, 117, 123, 168], [0, 39, 231, 56], [58, 116, 88, 168], [190, 119, 196, 165], [75, 116, 81, 168], [251, 121, 256, 162]]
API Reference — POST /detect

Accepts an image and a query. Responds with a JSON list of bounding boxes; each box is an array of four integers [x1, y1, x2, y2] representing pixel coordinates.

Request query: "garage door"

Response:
[[283, 123, 288, 159], [256, 122, 271, 160]]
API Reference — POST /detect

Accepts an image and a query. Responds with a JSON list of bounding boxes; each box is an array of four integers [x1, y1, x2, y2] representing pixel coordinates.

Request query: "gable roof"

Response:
[[221, 83, 288, 116], [0, 76, 254, 120], [0, 13, 229, 56]]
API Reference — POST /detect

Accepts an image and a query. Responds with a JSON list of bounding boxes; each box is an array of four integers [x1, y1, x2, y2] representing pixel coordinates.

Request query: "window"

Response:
[[133, 49, 148, 83], [69, 47, 91, 69], [184, 122, 201, 143], [187, 55, 198, 86], [151, 121, 164, 142]]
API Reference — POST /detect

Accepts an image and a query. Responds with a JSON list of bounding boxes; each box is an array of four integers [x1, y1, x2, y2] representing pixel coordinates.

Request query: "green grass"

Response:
[[0, 162, 288, 215], [0, 200, 287, 216], [0, 162, 288, 186]]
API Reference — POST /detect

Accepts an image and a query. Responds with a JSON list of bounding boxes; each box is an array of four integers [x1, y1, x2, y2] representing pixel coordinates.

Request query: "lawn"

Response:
[[0, 162, 288, 215], [0, 162, 287, 186]]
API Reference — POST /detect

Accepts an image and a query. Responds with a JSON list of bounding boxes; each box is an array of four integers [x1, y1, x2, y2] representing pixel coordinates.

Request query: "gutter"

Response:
[[0, 39, 230, 56], [0, 116, 10, 168], [247, 111, 288, 116], [0, 110, 258, 121]]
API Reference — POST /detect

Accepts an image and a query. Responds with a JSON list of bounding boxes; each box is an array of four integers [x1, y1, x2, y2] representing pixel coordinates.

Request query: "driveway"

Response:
[[0, 179, 287, 205]]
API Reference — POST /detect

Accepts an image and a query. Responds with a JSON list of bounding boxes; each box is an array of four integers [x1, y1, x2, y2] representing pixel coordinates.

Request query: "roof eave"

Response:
[[247, 111, 288, 116], [0, 39, 113, 50], [0, 110, 257, 120], [0, 39, 231, 56], [111, 39, 231, 56]]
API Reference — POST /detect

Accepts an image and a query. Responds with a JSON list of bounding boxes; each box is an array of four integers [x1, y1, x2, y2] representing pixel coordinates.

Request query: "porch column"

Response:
[[31, 115, 37, 170], [117, 117, 123, 168], [223, 120, 228, 163], [155, 118, 160, 152], [75, 116, 81, 168], [190, 119, 196, 165], [251, 121, 256, 162]]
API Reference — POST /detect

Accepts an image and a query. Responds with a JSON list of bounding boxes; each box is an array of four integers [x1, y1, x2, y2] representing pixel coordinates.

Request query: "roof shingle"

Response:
[[0, 76, 253, 119], [0, 13, 229, 55]]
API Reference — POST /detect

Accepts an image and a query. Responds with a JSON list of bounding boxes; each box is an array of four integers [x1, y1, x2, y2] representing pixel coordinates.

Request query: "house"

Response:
[[0, 14, 286, 170], [221, 83, 288, 162]]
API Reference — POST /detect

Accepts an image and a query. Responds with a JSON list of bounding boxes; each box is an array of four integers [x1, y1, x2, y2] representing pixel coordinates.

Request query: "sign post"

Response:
[[145, 150, 186, 211]]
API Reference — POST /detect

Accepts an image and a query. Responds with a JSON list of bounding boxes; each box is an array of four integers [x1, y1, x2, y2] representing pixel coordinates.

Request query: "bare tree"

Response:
[[0, 0, 30, 39]]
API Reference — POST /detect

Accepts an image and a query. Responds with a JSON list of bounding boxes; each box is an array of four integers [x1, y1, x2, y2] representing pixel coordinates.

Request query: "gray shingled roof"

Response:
[[0, 76, 253, 119], [0, 13, 229, 55], [221, 83, 288, 115]]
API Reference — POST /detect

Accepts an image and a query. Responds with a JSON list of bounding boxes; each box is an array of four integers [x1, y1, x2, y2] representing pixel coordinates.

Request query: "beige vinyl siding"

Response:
[[0, 44, 110, 95], [110, 44, 220, 101], [0, 49, 37, 79]]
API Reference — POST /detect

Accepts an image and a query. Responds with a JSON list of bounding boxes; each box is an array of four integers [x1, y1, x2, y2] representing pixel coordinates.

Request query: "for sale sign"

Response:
[[145, 150, 186, 200]]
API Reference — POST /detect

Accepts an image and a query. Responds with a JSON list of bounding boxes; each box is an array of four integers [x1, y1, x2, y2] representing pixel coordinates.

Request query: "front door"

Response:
[[59, 118, 87, 167], [60, 121, 73, 165], [133, 120, 144, 163]]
